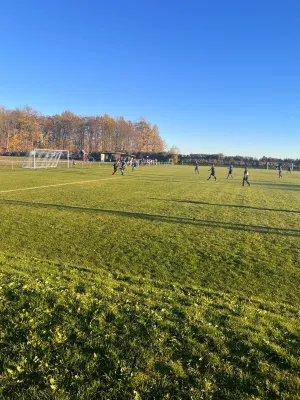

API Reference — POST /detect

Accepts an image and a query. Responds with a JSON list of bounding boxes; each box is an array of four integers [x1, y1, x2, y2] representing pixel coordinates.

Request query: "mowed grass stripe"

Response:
[[1, 197, 299, 236]]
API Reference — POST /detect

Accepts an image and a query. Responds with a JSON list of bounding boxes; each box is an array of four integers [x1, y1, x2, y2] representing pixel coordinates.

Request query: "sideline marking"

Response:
[[0, 177, 114, 194]]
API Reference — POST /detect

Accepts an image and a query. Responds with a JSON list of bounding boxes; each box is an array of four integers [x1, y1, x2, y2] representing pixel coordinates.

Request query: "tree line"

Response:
[[0, 106, 165, 154], [0, 105, 298, 168], [178, 153, 300, 168]]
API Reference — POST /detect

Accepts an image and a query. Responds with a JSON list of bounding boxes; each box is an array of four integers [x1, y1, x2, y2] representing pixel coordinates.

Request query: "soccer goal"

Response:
[[22, 149, 70, 169]]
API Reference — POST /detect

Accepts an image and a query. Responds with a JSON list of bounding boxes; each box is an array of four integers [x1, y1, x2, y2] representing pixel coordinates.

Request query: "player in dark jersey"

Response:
[[195, 160, 199, 174], [120, 160, 126, 175], [132, 160, 137, 172], [207, 164, 216, 181], [227, 164, 233, 179], [112, 161, 118, 175], [242, 167, 250, 186]]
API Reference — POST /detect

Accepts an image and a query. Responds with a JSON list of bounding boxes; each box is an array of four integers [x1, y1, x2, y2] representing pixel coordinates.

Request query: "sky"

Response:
[[1, 0, 300, 158]]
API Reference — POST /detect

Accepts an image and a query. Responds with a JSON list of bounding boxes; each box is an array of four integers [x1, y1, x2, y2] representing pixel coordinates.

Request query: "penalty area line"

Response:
[[0, 177, 115, 194]]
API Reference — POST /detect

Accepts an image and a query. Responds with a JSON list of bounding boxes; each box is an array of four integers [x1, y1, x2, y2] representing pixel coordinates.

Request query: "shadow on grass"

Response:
[[149, 198, 300, 214], [252, 181, 300, 190], [1, 198, 300, 237], [135, 178, 201, 184], [135, 179, 300, 190]]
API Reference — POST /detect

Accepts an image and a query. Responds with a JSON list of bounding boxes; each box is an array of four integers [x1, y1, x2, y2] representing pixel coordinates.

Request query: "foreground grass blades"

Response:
[[0, 254, 299, 399]]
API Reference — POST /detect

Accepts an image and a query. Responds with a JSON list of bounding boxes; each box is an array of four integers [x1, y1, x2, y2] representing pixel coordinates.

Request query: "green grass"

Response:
[[0, 165, 299, 399]]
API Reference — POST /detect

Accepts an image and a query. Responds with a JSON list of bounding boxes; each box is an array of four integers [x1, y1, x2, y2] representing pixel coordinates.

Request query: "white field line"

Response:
[[0, 177, 114, 194]]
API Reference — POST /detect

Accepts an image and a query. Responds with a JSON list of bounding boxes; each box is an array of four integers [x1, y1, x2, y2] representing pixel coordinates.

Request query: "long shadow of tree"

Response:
[[149, 198, 300, 214], [1, 199, 300, 237]]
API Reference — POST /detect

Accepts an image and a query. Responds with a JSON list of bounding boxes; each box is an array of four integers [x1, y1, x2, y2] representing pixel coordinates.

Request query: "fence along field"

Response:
[[0, 164, 299, 399]]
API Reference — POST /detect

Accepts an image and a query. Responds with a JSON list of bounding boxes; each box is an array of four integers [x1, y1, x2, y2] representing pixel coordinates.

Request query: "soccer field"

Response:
[[1, 165, 300, 300], [0, 165, 299, 399]]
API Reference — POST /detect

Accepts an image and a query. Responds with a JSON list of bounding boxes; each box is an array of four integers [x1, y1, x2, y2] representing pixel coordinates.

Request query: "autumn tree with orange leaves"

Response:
[[0, 106, 166, 154]]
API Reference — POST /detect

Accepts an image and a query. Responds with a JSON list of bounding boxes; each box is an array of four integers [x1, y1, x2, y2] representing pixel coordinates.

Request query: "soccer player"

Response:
[[132, 160, 137, 172], [227, 164, 233, 179], [278, 165, 283, 178], [112, 161, 118, 175], [242, 167, 250, 186], [195, 160, 199, 174], [207, 164, 217, 181], [120, 160, 126, 175]]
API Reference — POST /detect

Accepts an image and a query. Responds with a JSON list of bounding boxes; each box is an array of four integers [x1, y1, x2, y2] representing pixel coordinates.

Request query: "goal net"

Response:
[[22, 149, 69, 169]]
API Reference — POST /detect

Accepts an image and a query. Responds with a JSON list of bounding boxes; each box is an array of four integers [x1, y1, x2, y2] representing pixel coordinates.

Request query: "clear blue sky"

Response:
[[1, 0, 300, 158]]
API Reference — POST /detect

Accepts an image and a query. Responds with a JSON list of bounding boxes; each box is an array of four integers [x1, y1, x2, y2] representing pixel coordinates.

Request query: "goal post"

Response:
[[22, 149, 70, 169]]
